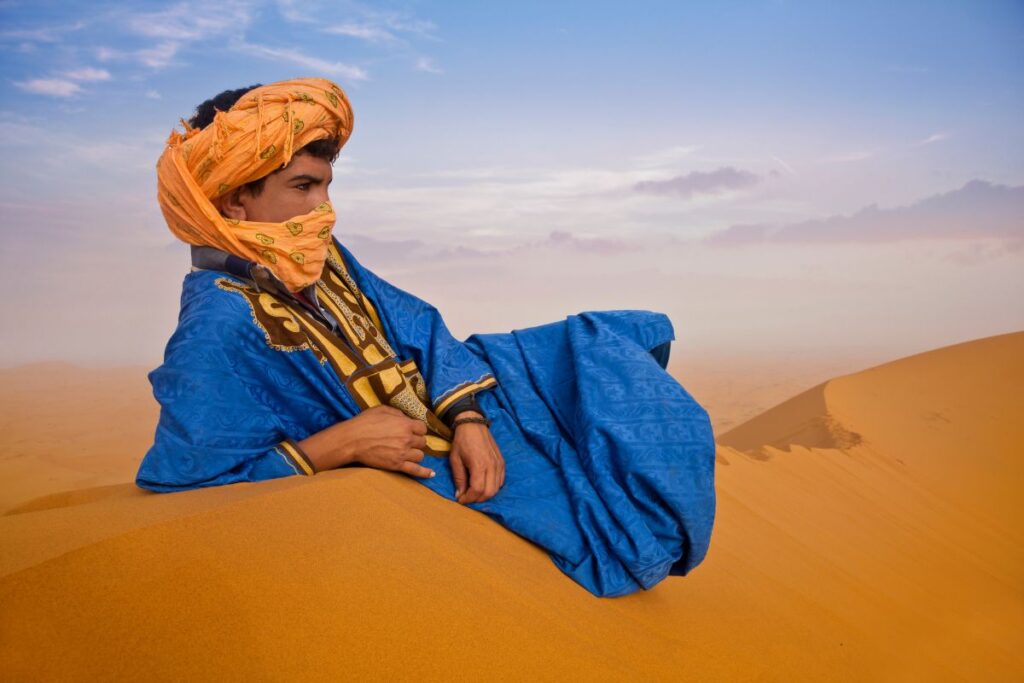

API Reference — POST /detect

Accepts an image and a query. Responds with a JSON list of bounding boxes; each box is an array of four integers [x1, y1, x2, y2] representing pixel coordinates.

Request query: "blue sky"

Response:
[[0, 0, 1022, 366]]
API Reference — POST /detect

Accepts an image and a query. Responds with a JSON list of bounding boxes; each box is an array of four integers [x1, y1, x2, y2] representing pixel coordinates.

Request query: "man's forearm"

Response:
[[296, 421, 359, 473]]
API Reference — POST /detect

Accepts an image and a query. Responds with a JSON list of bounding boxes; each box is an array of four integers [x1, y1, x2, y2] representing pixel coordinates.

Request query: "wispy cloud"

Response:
[[12, 65, 110, 98], [137, 41, 181, 69], [705, 180, 1024, 247], [331, 4, 438, 41], [633, 166, 760, 199], [95, 46, 121, 62], [372, 11, 438, 40], [280, 0, 437, 36], [414, 56, 443, 74], [274, 0, 307, 23], [282, 0, 440, 66], [234, 42, 369, 81], [0, 20, 86, 44], [63, 67, 111, 82], [105, 1, 253, 70], [13, 79, 82, 97], [95, 42, 180, 69], [770, 155, 797, 176], [917, 131, 951, 145], [123, 1, 252, 41], [529, 230, 639, 254], [324, 23, 400, 44], [335, 228, 640, 270]]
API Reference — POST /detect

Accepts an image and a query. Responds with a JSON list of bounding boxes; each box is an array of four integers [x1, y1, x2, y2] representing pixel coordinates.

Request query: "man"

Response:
[[138, 77, 716, 598]]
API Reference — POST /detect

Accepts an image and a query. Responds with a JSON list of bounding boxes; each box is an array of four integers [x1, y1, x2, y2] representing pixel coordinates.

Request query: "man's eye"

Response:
[[296, 183, 310, 191]]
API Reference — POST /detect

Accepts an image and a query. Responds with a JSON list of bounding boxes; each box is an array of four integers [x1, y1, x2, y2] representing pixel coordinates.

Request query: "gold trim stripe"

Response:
[[358, 291, 386, 339], [286, 305, 361, 377], [313, 282, 365, 347], [279, 439, 316, 476], [326, 241, 387, 335], [434, 375, 498, 418]]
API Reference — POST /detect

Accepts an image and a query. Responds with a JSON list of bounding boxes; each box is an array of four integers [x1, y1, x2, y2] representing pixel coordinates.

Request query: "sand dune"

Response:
[[1, 333, 1022, 680], [0, 362, 156, 512]]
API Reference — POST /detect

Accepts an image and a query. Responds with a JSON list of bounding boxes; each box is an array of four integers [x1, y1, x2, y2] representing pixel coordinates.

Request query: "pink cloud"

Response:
[[634, 166, 760, 198], [705, 180, 1024, 247]]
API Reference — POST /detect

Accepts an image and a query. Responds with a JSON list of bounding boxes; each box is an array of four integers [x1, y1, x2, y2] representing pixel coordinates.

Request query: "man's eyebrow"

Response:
[[287, 173, 326, 184]]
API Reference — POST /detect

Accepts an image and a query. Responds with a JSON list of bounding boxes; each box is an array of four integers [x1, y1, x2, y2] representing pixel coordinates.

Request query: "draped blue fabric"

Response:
[[137, 238, 717, 597]]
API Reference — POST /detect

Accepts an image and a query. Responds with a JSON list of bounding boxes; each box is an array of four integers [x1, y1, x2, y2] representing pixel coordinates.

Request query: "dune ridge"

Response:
[[2, 333, 1022, 680]]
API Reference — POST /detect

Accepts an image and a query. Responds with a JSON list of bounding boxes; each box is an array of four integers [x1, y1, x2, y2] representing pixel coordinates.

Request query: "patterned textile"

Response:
[[137, 238, 716, 597], [157, 77, 353, 292]]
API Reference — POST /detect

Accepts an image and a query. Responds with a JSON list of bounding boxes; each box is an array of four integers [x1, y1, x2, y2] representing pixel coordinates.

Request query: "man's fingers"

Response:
[[411, 421, 428, 436], [407, 434, 428, 450], [450, 451, 467, 499], [488, 433, 506, 491], [461, 457, 489, 504], [405, 448, 425, 463], [483, 459, 497, 502], [399, 460, 435, 479]]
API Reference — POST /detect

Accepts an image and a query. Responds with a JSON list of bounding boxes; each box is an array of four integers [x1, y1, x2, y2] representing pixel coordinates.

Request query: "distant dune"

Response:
[[1, 333, 1022, 680]]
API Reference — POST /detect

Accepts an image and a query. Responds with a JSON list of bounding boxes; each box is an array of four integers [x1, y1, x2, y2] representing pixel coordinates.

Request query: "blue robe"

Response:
[[137, 239, 717, 597]]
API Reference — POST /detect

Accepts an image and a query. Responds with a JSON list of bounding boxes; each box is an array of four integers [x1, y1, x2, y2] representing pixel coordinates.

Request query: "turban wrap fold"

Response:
[[156, 77, 354, 292]]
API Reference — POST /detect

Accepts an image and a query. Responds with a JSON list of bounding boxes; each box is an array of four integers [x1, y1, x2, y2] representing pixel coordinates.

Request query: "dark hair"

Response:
[[189, 84, 342, 196]]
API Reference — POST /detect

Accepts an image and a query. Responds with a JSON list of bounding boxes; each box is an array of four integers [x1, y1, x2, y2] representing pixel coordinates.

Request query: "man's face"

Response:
[[219, 152, 334, 223]]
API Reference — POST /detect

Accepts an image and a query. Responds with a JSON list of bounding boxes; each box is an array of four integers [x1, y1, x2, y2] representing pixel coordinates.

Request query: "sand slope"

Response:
[[2, 333, 1022, 680]]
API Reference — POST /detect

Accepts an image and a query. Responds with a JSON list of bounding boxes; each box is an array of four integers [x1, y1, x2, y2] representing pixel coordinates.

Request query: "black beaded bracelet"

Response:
[[451, 415, 491, 428], [442, 393, 485, 428]]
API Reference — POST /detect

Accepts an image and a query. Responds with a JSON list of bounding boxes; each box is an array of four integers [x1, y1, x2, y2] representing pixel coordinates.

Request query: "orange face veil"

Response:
[[156, 77, 354, 292]]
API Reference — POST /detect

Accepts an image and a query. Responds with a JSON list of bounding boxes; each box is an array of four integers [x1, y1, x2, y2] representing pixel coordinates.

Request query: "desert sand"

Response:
[[1, 332, 1022, 680]]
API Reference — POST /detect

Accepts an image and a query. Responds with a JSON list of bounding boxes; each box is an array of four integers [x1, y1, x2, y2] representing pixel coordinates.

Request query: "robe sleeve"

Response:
[[135, 276, 318, 493], [334, 241, 498, 422]]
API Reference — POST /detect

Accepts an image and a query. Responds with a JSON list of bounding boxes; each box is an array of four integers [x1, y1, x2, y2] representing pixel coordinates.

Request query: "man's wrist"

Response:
[[297, 420, 358, 472]]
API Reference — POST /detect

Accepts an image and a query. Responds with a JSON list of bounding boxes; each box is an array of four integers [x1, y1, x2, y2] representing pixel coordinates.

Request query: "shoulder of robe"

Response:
[[177, 270, 263, 341], [159, 271, 283, 379]]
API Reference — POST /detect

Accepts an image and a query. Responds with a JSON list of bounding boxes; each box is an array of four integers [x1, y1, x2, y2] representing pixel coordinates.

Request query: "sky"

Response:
[[0, 0, 1022, 368]]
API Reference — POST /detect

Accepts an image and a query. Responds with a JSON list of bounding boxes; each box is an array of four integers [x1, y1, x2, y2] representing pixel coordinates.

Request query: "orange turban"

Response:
[[156, 77, 354, 292]]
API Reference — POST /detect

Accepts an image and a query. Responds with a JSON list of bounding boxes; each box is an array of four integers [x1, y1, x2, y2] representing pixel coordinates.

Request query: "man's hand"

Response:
[[298, 405, 434, 479], [450, 412, 505, 504]]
